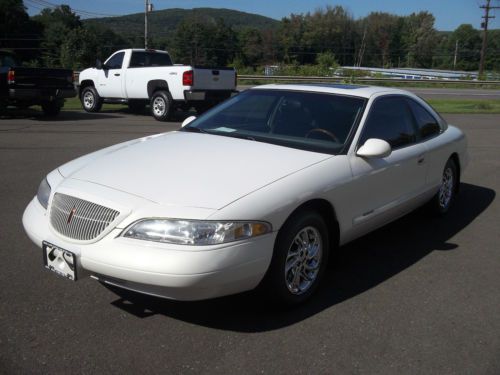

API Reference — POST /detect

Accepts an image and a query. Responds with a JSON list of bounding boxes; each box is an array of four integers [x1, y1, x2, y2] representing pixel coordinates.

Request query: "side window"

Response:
[[129, 52, 146, 67], [406, 99, 441, 140], [359, 96, 417, 149], [105, 52, 124, 69]]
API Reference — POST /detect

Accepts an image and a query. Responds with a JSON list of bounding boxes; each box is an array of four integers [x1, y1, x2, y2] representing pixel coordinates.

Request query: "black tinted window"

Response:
[[407, 99, 441, 139], [129, 52, 172, 67], [360, 97, 417, 148], [106, 52, 124, 69]]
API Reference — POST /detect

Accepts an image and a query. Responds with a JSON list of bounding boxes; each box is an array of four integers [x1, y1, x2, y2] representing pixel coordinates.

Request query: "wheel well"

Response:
[[147, 80, 169, 98], [286, 199, 340, 252], [79, 80, 94, 92], [450, 153, 461, 193]]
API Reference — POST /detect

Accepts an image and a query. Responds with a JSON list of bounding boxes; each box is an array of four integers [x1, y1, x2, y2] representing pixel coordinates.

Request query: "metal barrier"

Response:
[[238, 75, 500, 85], [73, 72, 500, 86]]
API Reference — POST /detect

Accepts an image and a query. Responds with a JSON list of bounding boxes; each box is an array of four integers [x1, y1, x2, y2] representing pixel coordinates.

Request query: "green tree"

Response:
[[0, 0, 42, 62]]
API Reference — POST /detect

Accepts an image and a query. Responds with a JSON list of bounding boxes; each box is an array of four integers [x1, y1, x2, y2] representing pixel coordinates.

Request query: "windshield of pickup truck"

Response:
[[182, 89, 366, 155], [129, 51, 172, 68]]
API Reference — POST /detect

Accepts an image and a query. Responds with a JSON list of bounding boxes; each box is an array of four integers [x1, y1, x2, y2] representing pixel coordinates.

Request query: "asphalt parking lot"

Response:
[[0, 107, 499, 374]]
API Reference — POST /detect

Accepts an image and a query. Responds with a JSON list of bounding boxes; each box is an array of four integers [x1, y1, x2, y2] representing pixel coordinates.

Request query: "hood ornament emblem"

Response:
[[67, 206, 77, 224]]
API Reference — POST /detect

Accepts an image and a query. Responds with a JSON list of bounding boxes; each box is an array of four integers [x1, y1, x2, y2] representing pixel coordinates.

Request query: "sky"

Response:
[[25, 0, 500, 31]]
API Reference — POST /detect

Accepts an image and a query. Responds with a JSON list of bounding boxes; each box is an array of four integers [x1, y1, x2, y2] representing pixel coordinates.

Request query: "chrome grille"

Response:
[[50, 193, 120, 241]]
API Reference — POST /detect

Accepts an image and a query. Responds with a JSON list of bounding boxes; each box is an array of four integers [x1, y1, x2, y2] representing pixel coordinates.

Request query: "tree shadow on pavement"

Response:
[[106, 183, 495, 332], [0, 109, 122, 121]]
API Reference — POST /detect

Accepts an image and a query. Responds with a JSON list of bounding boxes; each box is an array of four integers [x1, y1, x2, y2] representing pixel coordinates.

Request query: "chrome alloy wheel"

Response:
[[153, 97, 166, 116], [83, 91, 94, 109], [284, 226, 322, 295], [439, 166, 454, 209]]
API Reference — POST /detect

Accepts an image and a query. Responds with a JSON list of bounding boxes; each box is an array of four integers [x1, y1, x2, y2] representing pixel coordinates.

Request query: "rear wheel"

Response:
[[259, 210, 330, 305], [81, 86, 102, 113], [429, 158, 458, 215], [41, 100, 62, 116], [150, 90, 173, 121]]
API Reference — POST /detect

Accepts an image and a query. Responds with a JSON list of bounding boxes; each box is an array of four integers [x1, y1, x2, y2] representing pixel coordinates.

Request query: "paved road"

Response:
[[0, 110, 499, 374]]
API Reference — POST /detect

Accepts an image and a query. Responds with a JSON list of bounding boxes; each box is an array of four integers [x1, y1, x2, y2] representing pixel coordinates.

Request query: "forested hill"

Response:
[[84, 8, 279, 38]]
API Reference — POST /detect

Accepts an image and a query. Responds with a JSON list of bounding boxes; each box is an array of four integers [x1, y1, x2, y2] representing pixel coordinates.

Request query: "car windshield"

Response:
[[182, 89, 366, 154]]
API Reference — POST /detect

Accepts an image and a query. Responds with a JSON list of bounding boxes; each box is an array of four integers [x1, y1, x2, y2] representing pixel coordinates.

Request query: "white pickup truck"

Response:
[[78, 49, 237, 121]]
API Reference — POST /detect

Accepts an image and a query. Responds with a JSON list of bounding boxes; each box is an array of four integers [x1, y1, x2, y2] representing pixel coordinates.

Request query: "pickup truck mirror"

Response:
[[95, 59, 103, 70], [356, 138, 392, 159], [181, 116, 197, 128]]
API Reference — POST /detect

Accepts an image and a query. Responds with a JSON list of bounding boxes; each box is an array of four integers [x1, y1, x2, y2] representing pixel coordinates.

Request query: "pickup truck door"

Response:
[[96, 51, 125, 98], [347, 95, 427, 236]]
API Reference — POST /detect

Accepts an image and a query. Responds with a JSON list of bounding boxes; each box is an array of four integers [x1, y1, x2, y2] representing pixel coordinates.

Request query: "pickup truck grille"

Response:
[[50, 193, 120, 241]]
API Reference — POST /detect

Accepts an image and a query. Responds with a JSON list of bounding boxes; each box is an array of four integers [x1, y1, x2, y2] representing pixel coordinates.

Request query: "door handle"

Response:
[[417, 156, 425, 164], [114, 73, 120, 76]]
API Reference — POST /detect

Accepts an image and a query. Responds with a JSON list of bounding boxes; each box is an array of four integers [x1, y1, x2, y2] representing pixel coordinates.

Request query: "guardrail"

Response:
[[238, 74, 500, 85], [73, 72, 500, 86]]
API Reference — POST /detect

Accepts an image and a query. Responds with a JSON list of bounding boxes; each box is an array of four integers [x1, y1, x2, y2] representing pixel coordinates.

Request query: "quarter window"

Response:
[[360, 96, 417, 149], [406, 99, 441, 139], [105, 52, 124, 70]]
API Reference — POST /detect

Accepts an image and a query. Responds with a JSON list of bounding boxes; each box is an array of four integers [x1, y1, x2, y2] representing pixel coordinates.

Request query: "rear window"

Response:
[[129, 52, 172, 68]]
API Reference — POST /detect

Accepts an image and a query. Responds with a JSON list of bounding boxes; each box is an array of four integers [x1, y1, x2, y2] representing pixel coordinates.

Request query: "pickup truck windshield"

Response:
[[182, 89, 366, 155], [129, 52, 173, 68]]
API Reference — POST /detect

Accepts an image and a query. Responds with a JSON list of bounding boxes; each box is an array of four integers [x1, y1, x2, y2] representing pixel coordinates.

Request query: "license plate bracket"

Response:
[[42, 241, 77, 281]]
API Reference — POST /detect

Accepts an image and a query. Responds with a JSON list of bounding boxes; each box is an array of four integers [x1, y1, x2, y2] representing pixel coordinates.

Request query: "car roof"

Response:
[[252, 83, 411, 99]]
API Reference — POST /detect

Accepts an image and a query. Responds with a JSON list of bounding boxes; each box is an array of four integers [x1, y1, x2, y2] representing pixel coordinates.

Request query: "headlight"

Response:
[[122, 219, 272, 245], [37, 178, 51, 209]]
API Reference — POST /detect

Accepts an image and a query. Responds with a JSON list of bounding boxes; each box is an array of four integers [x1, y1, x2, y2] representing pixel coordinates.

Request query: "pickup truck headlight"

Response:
[[122, 219, 271, 245], [37, 178, 51, 209]]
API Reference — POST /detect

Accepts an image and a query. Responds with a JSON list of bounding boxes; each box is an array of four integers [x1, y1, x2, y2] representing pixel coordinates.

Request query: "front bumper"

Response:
[[22, 197, 275, 301]]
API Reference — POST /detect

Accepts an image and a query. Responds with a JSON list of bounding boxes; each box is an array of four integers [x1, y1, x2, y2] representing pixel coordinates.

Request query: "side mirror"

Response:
[[95, 59, 103, 70], [181, 115, 197, 128], [356, 138, 392, 159]]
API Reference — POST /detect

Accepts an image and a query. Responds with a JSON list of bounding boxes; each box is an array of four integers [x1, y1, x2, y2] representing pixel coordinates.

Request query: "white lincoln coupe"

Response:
[[23, 84, 468, 305]]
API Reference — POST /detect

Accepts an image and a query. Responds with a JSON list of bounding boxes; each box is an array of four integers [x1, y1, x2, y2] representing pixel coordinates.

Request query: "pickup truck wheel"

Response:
[[81, 86, 102, 113], [41, 100, 62, 116], [150, 91, 173, 121]]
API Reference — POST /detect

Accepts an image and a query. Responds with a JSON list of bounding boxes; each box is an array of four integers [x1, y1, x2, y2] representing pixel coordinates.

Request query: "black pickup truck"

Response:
[[0, 51, 76, 116]]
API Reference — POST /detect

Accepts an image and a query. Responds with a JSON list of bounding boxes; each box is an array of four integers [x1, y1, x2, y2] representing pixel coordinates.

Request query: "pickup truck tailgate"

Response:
[[193, 67, 235, 90], [12, 67, 74, 90]]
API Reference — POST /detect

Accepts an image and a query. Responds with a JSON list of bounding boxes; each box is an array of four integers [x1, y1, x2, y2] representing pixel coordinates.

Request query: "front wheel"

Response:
[[81, 86, 102, 113], [150, 91, 173, 121], [259, 210, 330, 305]]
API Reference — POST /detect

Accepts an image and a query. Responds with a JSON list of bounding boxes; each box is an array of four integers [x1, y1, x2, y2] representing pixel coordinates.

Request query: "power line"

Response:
[[26, 0, 119, 18], [479, 0, 500, 75]]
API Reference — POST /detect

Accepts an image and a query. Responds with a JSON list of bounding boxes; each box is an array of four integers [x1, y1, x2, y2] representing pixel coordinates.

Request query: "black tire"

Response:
[[128, 100, 146, 114], [429, 158, 458, 215], [41, 100, 62, 116], [80, 86, 102, 113], [150, 90, 173, 121], [259, 210, 330, 305]]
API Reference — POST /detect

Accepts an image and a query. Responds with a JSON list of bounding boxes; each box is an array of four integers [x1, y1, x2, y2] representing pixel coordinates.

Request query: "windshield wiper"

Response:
[[182, 126, 208, 134]]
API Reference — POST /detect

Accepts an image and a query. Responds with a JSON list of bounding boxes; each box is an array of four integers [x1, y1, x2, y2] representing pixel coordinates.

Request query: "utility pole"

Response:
[[479, 0, 500, 76], [144, 0, 153, 49], [453, 40, 458, 70]]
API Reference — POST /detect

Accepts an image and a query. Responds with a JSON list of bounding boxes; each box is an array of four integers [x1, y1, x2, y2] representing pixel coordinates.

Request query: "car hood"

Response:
[[64, 131, 331, 210]]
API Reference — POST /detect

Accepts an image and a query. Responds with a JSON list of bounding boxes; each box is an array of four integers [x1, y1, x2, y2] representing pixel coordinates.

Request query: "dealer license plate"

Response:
[[42, 241, 77, 281]]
